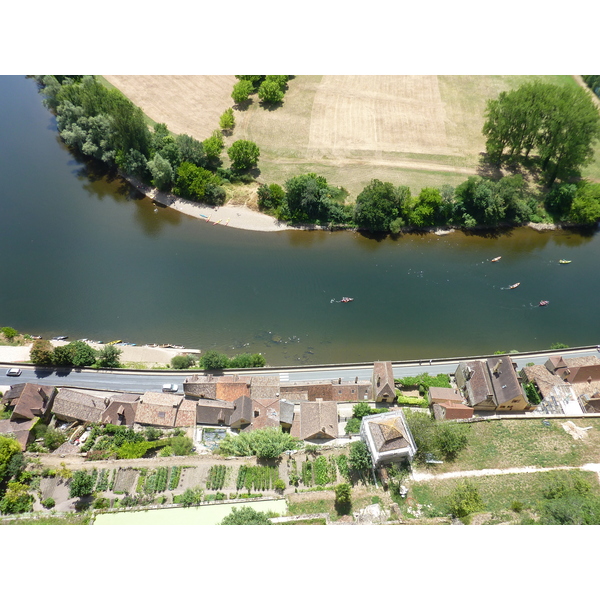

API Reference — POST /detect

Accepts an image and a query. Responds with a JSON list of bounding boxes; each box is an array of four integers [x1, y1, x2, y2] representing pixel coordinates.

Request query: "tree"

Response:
[[231, 80, 254, 104], [147, 153, 173, 191], [435, 422, 468, 460], [334, 483, 352, 515], [199, 350, 230, 370], [218, 427, 300, 458], [177, 133, 207, 168], [258, 80, 284, 104], [446, 481, 485, 518], [227, 140, 260, 171], [171, 354, 195, 369], [257, 183, 285, 211], [43, 427, 66, 452], [228, 353, 266, 368], [409, 187, 446, 227], [483, 82, 600, 185], [283, 172, 345, 223], [545, 183, 577, 217], [352, 402, 375, 419], [97, 345, 122, 369], [569, 182, 600, 225], [170, 435, 194, 456], [203, 130, 225, 163], [173, 162, 224, 204], [180, 486, 203, 506], [0, 436, 21, 482], [221, 506, 271, 525], [144, 427, 161, 441], [348, 441, 373, 472], [0, 481, 34, 514], [219, 108, 235, 131], [30, 339, 54, 365], [69, 470, 95, 498], [1, 327, 18, 341], [52, 344, 75, 366], [354, 179, 411, 232], [69, 340, 97, 367]]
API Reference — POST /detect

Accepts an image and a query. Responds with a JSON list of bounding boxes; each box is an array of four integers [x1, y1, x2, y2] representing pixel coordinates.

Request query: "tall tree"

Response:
[[354, 179, 410, 232], [227, 140, 260, 171]]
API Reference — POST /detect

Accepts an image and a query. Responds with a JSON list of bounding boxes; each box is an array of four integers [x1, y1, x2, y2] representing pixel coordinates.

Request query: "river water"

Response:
[[1, 76, 599, 366]]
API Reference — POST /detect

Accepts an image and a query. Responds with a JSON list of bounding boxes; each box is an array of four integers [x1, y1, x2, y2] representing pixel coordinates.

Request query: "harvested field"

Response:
[[103, 74, 600, 196]]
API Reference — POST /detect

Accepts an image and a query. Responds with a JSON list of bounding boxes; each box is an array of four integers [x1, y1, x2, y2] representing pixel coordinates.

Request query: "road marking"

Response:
[[279, 372, 289, 382]]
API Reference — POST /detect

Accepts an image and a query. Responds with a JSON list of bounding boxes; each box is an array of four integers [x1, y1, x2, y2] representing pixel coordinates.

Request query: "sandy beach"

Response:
[[124, 174, 293, 233]]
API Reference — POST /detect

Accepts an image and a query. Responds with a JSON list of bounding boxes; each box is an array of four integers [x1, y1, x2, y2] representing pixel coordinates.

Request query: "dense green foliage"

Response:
[[30, 339, 54, 365], [1, 327, 18, 341], [220, 506, 272, 525], [582, 75, 600, 98], [227, 140, 260, 171], [218, 427, 301, 459], [396, 372, 450, 394], [231, 80, 254, 104], [334, 483, 352, 515], [170, 354, 195, 369], [258, 80, 284, 104], [69, 470, 95, 497], [219, 108, 235, 131], [403, 410, 468, 461], [173, 162, 225, 205], [345, 403, 388, 434], [524, 381, 542, 405], [236, 465, 278, 491], [257, 183, 285, 211], [0, 481, 34, 514], [97, 345, 122, 369], [348, 441, 373, 472], [354, 179, 410, 231], [483, 82, 600, 185], [0, 436, 21, 483], [199, 350, 265, 370], [446, 480, 485, 518]]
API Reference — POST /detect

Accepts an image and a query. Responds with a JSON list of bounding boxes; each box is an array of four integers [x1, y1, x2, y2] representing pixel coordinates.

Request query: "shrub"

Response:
[[334, 483, 352, 515], [168, 466, 182, 490], [348, 441, 373, 473], [42, 497, 56, 509], [446, 481, 485, 518], [171, 354, 195, 369], [144, 427, 161, 442], [199, 350, 230, 370], [69, 470, 96, 498], [170, 435, 194, 456], [92, 497, 110, 510], [218, 427, 300, 459], [180, 486, 203, 507], [221, 506, 271, 525], [274, 478, 286, 492], [1, 327, 18, 341]]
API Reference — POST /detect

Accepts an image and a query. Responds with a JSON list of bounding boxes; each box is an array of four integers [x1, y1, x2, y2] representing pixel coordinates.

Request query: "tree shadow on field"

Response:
[[260, 100, 283, 112], [233, 100, 253, 112]]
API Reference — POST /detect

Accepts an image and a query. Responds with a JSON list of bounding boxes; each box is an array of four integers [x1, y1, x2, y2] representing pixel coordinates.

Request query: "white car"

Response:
[[162, 383, 178, 393], [6, 368, 22, 377]]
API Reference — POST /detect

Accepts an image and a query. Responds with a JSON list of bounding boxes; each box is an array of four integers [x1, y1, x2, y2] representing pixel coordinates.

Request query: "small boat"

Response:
[[51, 335, 68, 341], [559, 260, 571, 264], [508, 283, 520, 290], [199, 214, 208, 219], [539, 300, 549, 306], [107, 340, 122, 345], [213, 220, 222, 226], [491, 256, 502, 262], [340, 297, 354, 303]]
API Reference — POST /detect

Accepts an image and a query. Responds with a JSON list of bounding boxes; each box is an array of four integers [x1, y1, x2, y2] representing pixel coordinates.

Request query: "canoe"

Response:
[[559, 260, 571, 264], [508, 283, 520, 290], [491, 256, 501, 262]]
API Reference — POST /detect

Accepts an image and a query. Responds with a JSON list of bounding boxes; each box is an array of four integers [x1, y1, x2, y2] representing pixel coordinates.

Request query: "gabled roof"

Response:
[[6, 383, 56, 420], [102, 394, 139, 426], [0, 417, 38, 450], [247, 398, 280, 431], [289, 400, 338, 440], [433, 402, 474, 420], [279, 399, 295, 426], [428, 387, 464, 404], [195, 399, 234, 426], [372, 361, 395, 400], [360, 410, 417, 464], [368, 416, 410, 453], [216, 381, 251, 402], [53, 389, 106, 423], [458, 361, 496, 408], [134, 392, 183, 427], [174, 399, 198, 428], [230, 395, 253, 428], [487, 355, 523, 406]]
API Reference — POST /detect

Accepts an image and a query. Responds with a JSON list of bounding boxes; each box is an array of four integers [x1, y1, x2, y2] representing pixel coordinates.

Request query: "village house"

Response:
[[52, 389, 107, 424], [0, 418, 37, 450], [455, 360, 496, 410], [2, 383, 57, 422], [195, 399, 235, 426], [101, 393, 139, 426], [372, 361, 396, 402], [290, 400, 338, 441], [229, 395, 253, 429], [360, 409, 417, 467], [427, 386, 474, 420], [134, 392, 187, 429], [246, 398, 280, 431]]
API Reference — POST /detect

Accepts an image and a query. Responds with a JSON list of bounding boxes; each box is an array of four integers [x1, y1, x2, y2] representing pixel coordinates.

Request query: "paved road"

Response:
[[1, 346, 598, 394]]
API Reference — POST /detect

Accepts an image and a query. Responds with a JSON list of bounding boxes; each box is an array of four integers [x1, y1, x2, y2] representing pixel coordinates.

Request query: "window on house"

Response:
[[158, 411, 166, 418], [254, 410, 260, 417]]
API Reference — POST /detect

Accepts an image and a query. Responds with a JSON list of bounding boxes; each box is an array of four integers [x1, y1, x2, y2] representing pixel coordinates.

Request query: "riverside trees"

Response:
[[482, 82, 600, 185]]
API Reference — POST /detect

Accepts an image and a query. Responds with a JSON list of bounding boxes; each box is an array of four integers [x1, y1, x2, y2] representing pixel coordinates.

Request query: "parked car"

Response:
[[6, 368, 22, 377], [162, 383, 178, 393]]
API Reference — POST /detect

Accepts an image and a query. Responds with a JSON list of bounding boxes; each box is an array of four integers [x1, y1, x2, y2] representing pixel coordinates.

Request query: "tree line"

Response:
[[35, 76, 261, 205]]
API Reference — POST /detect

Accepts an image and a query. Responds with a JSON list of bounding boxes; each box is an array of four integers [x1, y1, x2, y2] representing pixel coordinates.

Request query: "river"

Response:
[[1, 75, 599, 366]]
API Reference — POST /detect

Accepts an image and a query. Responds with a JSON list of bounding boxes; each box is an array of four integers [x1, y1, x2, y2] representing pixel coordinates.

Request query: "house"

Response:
[[229, 395, 253, 429], [174, 399, 198, 428], [247, 398, 281, 431], [183, 374, 218, 400], [101, 394, 139, 426], [52, 389, 107, 423], [0, 417, 38, 450], [432, 402, 474, 421], [487, 355, 529, 411], [134, 392, 183, 428], [290, 400, 338, 441], [279, 399, 295, 431], [280, 381, 333, 402], [372, 361, 396, 402], [455, 360, 496, 410], [249, 376, 280, 401], [195, 399, 234, 426], [360, 410, 417, 466], [427, 387, 465, 406], [3, 383, 56, 422]]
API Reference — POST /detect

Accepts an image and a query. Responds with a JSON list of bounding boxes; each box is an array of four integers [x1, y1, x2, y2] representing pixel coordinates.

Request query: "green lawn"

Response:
[[409, 469, 600, 518], [419, 418, 600, 474]]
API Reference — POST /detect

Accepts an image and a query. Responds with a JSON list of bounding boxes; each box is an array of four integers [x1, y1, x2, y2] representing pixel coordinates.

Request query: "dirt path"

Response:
[[411, 463, 600, 482]]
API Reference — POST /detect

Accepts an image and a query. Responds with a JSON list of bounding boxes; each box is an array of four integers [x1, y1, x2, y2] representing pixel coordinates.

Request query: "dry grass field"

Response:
[[103, 74, 599, 198]]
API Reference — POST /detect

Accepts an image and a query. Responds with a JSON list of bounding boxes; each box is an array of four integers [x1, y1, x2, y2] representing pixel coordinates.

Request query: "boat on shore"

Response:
[[491, 256, 501, 262], [559, 259, 571, 264], [51, 335, 68, 341], [539, 300, 549, 306], [507, 283, 520, 290]]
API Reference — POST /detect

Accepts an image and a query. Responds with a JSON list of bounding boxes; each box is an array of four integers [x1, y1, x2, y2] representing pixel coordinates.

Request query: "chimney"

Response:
[[377, 375, 381, 386], [338, 377, 342, 385], [355, 376, 358, 384]]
